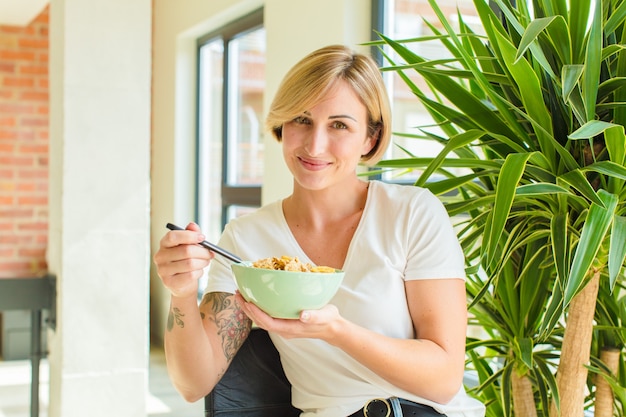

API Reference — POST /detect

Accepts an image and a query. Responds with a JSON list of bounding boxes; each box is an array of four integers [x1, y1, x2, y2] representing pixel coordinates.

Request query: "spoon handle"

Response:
[[166, 223, 243, 263]]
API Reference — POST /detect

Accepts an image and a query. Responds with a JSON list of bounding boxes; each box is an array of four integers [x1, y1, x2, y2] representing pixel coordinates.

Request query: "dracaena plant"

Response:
[[369, 0, 626, 416]]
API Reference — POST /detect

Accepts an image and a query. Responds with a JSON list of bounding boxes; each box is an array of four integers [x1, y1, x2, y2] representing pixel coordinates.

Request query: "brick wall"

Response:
[[0, 7, 49, 278]]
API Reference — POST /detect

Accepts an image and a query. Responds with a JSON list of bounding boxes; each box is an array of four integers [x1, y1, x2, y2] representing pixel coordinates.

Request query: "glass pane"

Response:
[[226, 205, 258, 222], [384, 0, 481, 182], [226, 27, 266, 186], [197, 38, 224, 242]]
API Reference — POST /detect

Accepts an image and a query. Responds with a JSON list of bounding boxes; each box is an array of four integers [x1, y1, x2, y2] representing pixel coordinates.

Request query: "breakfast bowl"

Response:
[[231, 261, 345, 319]]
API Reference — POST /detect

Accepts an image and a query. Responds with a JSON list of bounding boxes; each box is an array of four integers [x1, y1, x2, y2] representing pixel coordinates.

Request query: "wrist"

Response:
[[170, 292, 200, 306]]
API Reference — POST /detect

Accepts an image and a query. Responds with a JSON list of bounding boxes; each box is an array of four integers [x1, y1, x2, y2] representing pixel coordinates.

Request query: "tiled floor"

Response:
[[0, 345, 203, 417]]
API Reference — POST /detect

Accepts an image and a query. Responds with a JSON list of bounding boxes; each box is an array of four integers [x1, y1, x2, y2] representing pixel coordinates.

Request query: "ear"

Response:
[[361, 127, 380, 157]]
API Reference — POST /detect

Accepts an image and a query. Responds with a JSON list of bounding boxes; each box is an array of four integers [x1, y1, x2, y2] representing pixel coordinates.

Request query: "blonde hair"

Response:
[[265, 45, 391, 165]]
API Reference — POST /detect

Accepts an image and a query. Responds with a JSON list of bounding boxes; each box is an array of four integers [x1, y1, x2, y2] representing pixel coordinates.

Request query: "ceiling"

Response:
[[0, 0, 48, 26]]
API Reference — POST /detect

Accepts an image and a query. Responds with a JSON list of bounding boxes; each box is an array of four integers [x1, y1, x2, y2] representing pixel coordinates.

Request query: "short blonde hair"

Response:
[[266, 45, 391, 165]]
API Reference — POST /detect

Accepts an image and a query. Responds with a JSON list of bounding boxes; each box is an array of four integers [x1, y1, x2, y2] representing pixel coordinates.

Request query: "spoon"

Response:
[[166, 223, 243, 263]]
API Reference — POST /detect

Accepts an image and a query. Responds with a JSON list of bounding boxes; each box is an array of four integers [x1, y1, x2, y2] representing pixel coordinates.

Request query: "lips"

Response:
[[298, 156, 331, 171]]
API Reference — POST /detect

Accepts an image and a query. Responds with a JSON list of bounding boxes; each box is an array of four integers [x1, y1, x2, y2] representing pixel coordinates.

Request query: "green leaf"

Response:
[[515, 183, 571, 195], [540, 281, 565, 338], [424, 173, 484, 196], [558, 170, 604, 207], [604, 124, 626, 166], [570, 0, 593, 63], [551, 213, 570, 290], [568, 120, 616, 140], [491, 0, 559, 80], [582, 161, 626, 181], [516, 337, 534, 370], [587, 364, 626, 405], [516, 17, 555, 62], [604, 0, 626, 35], [562, 65, 584, 103], [582, 0, 602, 120], [565, 190, 618, 307], [609, 216, 626, 290], [493, 28, 555, 160], [485, 153, 532, 267], [416, 129, 487, 187], [535, 358, 560, 412], [517, 16, 571, 65]]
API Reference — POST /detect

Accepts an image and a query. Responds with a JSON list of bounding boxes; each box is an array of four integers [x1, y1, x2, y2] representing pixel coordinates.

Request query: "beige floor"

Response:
[[0, 346, 203, 417]]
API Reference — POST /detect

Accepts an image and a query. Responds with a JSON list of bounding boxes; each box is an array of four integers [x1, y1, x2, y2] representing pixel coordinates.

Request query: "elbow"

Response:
[[433, 373, 464, 404], [177, 386, 210, 403], [173, 380, 212, 403], [420, 369, 464, 405], [431, 382, 461, 405]]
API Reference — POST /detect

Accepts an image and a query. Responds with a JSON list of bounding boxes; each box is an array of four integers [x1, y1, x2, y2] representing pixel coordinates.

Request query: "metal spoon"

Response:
[[166, 223, 243, 263]]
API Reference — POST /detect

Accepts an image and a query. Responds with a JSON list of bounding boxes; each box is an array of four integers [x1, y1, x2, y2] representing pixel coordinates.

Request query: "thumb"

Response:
[[186, 222, 201, 232]]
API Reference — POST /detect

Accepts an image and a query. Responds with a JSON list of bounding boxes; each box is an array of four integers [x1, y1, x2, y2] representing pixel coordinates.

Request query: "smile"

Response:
[[298, 156, 331, 170]]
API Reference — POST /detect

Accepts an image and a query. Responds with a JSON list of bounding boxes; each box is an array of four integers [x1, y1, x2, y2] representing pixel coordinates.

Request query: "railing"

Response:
[[0, 274, 56, 417]]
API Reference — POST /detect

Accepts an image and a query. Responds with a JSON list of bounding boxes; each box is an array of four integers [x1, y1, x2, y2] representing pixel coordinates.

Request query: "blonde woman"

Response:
[[154, 45, 485, 417]]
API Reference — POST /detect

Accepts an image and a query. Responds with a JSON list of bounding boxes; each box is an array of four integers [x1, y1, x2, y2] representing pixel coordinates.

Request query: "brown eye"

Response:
[[331, 121, 348, 129], [293, 116, 310, 125]]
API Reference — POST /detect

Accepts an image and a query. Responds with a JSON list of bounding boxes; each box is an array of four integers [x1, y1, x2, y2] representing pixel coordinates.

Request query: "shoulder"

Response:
[[369, 180, 441, 209]]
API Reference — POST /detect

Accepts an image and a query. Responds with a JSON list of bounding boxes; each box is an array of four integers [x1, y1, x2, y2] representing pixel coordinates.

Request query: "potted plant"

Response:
[[370, 0, 626, 415]]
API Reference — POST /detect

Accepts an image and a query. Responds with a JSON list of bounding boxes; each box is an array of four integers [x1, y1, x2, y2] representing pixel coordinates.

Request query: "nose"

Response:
[[304, 126, 328, 156]]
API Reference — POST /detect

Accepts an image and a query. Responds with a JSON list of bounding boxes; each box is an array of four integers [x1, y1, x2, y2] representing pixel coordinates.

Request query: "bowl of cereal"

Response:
[[231, 256, 344, 319]]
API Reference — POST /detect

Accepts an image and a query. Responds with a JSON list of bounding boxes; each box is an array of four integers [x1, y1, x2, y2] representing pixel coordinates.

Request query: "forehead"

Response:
[[307, 80, 366, 116]]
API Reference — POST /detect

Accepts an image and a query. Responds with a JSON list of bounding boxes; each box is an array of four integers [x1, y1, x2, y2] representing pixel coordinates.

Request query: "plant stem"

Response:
[[512, 371, 538, 417], [550, 270, 600, 417], [594, 346, 621, 417]]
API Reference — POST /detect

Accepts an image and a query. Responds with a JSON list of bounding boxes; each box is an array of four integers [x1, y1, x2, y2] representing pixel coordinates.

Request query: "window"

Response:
[[376, 0, 481, 183], [196, 9, 265, 242]]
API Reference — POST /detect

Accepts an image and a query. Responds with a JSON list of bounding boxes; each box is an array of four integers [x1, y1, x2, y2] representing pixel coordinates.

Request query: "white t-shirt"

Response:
[[205, 181, 485, 417]]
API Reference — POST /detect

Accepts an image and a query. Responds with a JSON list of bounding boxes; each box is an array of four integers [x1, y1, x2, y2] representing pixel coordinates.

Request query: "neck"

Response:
[[283, 179, 370, 228]]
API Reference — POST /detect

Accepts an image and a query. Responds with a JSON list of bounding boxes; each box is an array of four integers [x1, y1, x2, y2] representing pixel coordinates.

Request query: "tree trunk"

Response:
[[594, 346, 621, 417], [512, 370, 538, 417], [549, 270, 600, 417]]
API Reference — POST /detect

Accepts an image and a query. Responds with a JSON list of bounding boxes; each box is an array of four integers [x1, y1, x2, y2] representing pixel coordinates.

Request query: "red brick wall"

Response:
[[0, 7, 49, 278]]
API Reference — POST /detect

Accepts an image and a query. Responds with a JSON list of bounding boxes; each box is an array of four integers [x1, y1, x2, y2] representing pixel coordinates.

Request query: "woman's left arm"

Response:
[[335, 278, 467, 403], [235, 277, 468, 404]]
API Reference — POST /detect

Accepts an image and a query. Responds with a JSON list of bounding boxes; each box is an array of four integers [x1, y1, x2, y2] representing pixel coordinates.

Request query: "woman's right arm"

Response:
[[153, 223, 252, 402]]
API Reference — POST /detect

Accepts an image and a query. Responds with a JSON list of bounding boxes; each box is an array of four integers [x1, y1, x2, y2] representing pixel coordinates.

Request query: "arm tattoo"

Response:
[[166, 307, 185, 331], [201, 292, 252, 362]]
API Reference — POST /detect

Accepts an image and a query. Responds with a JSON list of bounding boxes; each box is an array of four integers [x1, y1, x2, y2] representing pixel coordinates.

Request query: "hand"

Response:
[[234, 291, 344, 343], [153, 222, 214, 299]]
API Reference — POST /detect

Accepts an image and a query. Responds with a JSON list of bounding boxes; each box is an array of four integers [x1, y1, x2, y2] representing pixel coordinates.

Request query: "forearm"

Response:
[[330, 319, 465, 403], [163, 294, 219, 402], [164, 292, 253, 402]]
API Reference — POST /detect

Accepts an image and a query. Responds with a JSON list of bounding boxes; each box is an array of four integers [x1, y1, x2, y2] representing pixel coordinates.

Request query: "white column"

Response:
[[48, 0, 152, 416]]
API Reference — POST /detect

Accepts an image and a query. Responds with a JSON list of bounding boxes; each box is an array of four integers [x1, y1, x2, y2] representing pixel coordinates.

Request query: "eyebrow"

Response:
[[303, 111, 358, 122]]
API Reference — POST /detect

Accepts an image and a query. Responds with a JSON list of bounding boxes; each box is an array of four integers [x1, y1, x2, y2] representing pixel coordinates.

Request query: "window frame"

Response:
[[195, 8, 264, 229]]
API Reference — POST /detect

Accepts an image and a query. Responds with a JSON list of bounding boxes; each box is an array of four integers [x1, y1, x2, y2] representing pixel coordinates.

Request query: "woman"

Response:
[[154, 45, 485, 417]]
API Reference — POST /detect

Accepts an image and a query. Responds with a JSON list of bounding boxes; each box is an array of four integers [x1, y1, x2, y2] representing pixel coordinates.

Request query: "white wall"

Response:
[[150, 0, 372, 343]]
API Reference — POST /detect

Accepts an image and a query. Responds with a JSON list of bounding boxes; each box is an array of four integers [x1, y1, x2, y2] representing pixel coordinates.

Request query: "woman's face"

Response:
[[281, 80, 375, 192]]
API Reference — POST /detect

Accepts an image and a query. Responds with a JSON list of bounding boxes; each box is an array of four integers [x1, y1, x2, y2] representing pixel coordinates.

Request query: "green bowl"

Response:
[[231, 262, 345, 319]]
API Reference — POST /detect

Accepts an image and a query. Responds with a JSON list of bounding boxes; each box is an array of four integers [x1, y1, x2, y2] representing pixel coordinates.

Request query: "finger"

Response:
[[185, 222, 201, 232], [154, 238, 213, 268], [299, 304, 338, 324], [163, 255, 212, 275], [160, 226, 206, 249]]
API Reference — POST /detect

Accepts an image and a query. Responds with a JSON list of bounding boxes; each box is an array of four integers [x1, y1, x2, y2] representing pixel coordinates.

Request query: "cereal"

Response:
[[252, 256, 336, 273]]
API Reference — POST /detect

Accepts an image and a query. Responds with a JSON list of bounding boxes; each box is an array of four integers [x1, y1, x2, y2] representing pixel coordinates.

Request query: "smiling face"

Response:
[[281, 80, 376, 192]]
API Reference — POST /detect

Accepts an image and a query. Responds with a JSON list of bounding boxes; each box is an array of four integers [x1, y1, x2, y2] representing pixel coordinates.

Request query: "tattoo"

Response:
[[201, 292, 252, 362], [166, 307, 185, 331]]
